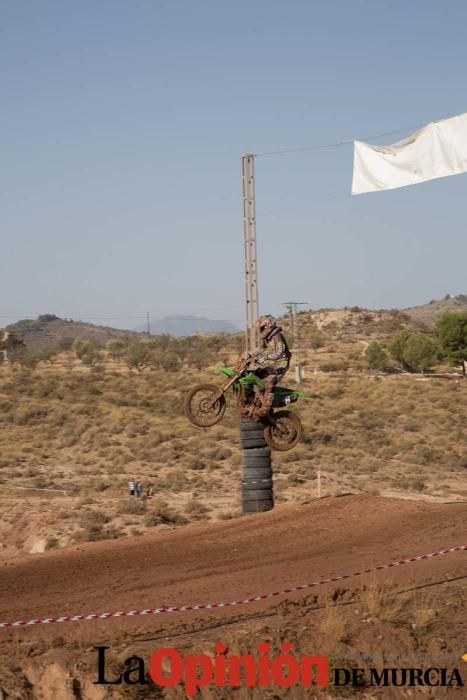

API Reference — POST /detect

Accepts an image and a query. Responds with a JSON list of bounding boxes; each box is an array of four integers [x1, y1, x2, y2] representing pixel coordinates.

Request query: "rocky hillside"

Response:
[[402, 294, 467, 328], [4, 295, 466, 355], [4, 315, 145, 352]]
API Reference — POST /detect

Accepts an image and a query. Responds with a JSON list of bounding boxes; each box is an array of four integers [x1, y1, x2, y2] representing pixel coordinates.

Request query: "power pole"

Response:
[[146, 312, 151, 337], [242, 153, 259, 354], [283, 301, 308, 383]]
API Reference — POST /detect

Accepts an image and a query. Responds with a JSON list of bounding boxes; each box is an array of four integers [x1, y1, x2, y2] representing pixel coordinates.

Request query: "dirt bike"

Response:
[[184, 358, 308, 451]]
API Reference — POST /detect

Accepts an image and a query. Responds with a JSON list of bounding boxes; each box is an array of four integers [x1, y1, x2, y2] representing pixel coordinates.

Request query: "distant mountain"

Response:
[[135, 315, 241, 337], [402, 294, 467, 328], [8, 297, 463, 353], [2, 314, 240, 351]]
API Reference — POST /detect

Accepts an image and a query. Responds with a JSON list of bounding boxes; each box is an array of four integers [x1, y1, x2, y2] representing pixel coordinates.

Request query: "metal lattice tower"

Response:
[[242, 153, 259, 354]]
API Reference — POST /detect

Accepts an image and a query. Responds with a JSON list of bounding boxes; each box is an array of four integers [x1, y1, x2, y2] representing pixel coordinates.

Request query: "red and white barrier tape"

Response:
[[1, 543, 465, 630], [319, 472, 366, 493]]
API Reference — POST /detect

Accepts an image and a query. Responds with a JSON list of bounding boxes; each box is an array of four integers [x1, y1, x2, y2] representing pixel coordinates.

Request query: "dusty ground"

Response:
[[0, 363, 465, 562], [0, 494, 465, 698], [0, 312, 466, 697]]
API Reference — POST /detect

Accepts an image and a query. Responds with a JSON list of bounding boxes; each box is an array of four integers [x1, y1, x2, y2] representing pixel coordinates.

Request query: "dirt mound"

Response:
[[0, 495, 465, 697]]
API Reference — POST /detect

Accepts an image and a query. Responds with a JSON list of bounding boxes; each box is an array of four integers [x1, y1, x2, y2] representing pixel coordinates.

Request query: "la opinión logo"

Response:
[[94, 643, 329, 695]]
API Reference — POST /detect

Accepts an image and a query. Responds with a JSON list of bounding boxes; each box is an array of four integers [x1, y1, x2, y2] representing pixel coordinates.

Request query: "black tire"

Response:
[[264, 410, 302, 451], [241, 489, 274, 500], [184, 384, 226, 428], [242, 500, 274, 513], [240, 430, 265, 442], [242, 472, 273, 481], [241, 435, 267, 449], [243, 456, 271, 468], [242, 480, 273, 491], [242, 447, 271, 458], [242, 467, 273, 480], [239, 419, 263, 432]]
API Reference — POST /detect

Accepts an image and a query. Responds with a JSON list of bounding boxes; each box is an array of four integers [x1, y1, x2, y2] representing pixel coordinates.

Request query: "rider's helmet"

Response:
[[256, 314, 276, 340]]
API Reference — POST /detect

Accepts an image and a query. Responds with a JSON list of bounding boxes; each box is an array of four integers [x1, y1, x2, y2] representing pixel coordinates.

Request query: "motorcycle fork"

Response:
[[208, 374, 239, 406]]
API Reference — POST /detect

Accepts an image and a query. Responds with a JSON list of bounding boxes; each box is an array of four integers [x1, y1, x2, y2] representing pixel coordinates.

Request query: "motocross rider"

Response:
[[248, 315, 291, 413]]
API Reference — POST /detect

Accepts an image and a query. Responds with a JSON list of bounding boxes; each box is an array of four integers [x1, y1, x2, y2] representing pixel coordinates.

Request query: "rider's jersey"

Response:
[[256, 328, 291, 370]]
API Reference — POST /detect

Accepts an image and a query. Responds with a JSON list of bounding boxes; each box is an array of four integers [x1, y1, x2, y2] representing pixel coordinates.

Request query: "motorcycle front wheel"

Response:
[[184, 384, 226, 427], [264, 410, 302, 451]]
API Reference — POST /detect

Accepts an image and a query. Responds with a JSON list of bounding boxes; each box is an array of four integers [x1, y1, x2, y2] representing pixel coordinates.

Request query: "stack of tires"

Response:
[[240, 419, 273, 514]]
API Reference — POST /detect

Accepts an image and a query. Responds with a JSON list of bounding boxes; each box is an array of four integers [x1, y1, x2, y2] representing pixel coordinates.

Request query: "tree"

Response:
[[9, 348, 41, 369], [435, 311, 467, 366], [388, 330, 411, 368], [402, 334, 437, 372], [366, 341, 388, 370], [126, 341, 159, 371], [74, 340, 102, 367], [38, 314, 59, 323], [37, 347, 59, 364], [106, 339, 126, 360], [389, 330, 437, 372], [159, 352, 180, 372]]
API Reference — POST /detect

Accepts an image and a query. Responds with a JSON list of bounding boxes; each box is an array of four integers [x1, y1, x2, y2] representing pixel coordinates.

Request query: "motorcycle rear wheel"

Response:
[[264, 410, 302, 451], [184, 384, 226, 428]]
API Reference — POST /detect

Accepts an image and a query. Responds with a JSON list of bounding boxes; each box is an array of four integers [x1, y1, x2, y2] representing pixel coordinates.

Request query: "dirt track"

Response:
[[0, 494, 466, 650]]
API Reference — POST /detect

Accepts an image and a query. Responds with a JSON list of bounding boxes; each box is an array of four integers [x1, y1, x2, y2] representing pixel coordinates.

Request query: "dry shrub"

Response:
[[319, 605, 349, 644], [359, 580, 409, 623], [117, 499, 147, 515], [78, 509, 109, 527], [143, 500, 188, 527], [411, 589, 440, 632], [217, 510, 239, 520], [287, 473, 305, 486], [78, 497, 96, 506], [184, 498, 211, 519], [158, 470, 186, 492], [215, 447, 232, 460], [73, 524, 122, 543], [186, 456, 206, 471]]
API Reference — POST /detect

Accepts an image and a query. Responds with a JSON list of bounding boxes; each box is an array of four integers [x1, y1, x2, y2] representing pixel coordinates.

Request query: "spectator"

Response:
[[128, 478, 135, 497], [146, 484, 154, 498], [136, 479, 144, 499]]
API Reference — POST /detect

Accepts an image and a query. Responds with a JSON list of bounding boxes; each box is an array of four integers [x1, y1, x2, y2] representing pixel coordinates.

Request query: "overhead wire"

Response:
[[254, 123, 423, 158], [253, 123, 426, 216]]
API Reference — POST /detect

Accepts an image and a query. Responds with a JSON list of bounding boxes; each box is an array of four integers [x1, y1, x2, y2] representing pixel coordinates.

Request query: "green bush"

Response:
[[435, 311, 467, 366], [389, 331, 437, 372], [106, 339, 126, 359], [403, 334, 437, 372], [74, 340, 102, 367], [366, 341, 388, 370], [388, 330, 411, 366]]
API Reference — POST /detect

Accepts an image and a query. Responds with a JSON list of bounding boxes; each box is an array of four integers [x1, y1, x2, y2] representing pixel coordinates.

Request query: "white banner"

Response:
[[351, 112, 467, 195]]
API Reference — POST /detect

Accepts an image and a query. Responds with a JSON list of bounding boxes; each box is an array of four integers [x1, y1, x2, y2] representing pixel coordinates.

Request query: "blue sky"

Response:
[[2, 0, 467, 329]]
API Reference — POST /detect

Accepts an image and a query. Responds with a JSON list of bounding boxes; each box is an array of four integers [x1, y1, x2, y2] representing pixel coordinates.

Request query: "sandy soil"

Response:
[[0, 494, 465, 698]]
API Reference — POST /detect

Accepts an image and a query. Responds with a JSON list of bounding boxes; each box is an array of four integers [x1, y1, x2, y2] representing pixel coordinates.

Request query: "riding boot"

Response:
[[260, 385, 274, 415]]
